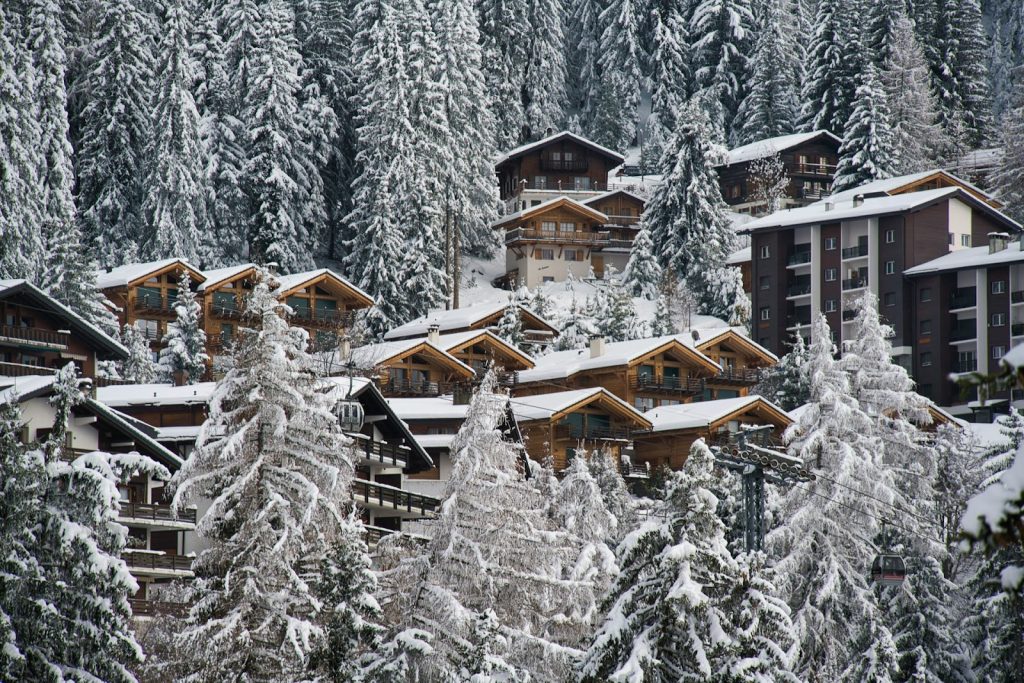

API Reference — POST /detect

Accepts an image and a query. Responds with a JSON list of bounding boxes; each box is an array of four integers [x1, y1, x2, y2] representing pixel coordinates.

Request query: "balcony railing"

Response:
[[842, 309, 857, 321], [0, 361, 55, 378], [134, 296, 178, 314], [210, 301, 243, 319], [787, 251, 811, 266], [1012, 323, 1024, 337], [351, 479, 438, 516], [787, 282, 811, 297], [842, 244, 868, 259], [538, 157, 589, 172], [786, 315, 812, 328], [950, 323, 977, 342], [505, 228, 608, 246], [712, 368, 763, 385], [291, 307, 357, 328], [123, 552, 194, 573], [129, 598, 188, 618], [619, 460, 650, 478], [1012, 290, 1024, 304], [950, 290, 977, 309], [842, 277, 868, 291], [632, 374, 705, 395], [119, 501, 196, 526], [355, 438, 410, 469], [378, 378, 455, 397], [0, 324, 70, 348], [798, 187, 828, 200], [795, 163, 836, 176], [555, 424, 634, 441], [604, 214, 641, 227]]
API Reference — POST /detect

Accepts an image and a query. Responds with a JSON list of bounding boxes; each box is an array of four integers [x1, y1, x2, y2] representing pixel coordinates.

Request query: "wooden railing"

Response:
[[712, 368, 763, 384], [505, 228, 609, 245], [0, 361, 55, 378], [0, 324, 70, 347], [119, 501, 197, 526], [291, 308, 357, 328], [134, 297, 177, 314], [351, 479, 439, 516], [123, 552, 194, 573], [539, 157, 589, 172], [795, 163, 836, 176], [129, 598, 188, 618], [555, 424, 633, 441], [604, 214, 641, 227], [632, 375, 705, 394], [356, 438, 410, 468], [209, 301, 243, 319], [378, 378, 457, 397]]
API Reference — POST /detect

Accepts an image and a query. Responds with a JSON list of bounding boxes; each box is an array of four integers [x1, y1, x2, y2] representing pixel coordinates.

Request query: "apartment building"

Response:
[[743, 170, 1021, 410]]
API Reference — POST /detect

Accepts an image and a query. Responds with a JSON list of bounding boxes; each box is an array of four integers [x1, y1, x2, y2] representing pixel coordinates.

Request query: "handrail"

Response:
[[357, 438, 410, 468], [0, 361, 56, 378], [841, 244, 868, 259], [119, 501, 197, 525], [555, 424, 634, 441], [632, 375, 705, 394], [351, 479, 439, 515], [0, 324, 70, 347], [123, 552, 194, 573], [505, 228, 609, 245]]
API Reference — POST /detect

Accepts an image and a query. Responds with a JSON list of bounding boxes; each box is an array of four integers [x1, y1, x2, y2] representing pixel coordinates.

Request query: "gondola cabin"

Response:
[[870, 554, 907, 586]]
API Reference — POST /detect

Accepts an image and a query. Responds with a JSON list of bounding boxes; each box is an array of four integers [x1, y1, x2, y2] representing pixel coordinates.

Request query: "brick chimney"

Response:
[[590, 335, 606, 358], [427, 324, 441, 345], [988, 232, 1009, 254]]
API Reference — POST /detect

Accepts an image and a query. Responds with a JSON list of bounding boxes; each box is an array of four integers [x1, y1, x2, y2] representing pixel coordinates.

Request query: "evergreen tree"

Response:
[[749, 153, 790, 215], [143, 0, 207, 262], [993, 70, 1024, 222], [866, 0, 904, 68], [158, 272, 209, 384], [758, 332, 811, 411], [121, 324, 159, 383], [597, 269, 643, 342], [646, 0, 690, 160], [881, 15, 947, 175], [624, 226, 663, 300], [650, 291, 677, 337], [523, 0, 567, 138], [496, 297, 525, 351], [593, 0, 643, 151], [690, 0, 756, 141], [735, 0, 800, 145], [841, 614, 900, 683], [798, 0, 860, 137], [567, 0, 604, 127], [477, 0, 530, 149], [170, 273, 375, 680], [75, 0, 155, 266], [554, 297, 596, 351], [586, 448, 636, 543], [833, 63, 896, 194]]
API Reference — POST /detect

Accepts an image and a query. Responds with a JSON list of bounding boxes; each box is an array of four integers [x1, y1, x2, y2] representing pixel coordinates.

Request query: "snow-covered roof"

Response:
[[509, 387, 646, 424], [0, 374, 60, 404], [514, 334, 721, 384], [741, 187, 963, 232], [349, 339, 475, 376], [386, 396, 469, 421], [95, 258, 202, 289], [274, 268, 375, 305], [495, 130, 625, 167], [581, 188, 648, 206], [383, 302, 557, 341], [726, 245, 752, 265], [411, 433, 456, 450], [154, 425, 203, 442], [196, 264, 256, 291], [904, 242, 1024, 275], [95, 382, 216, 408], [489, 196, 608, 229], [722, 130, 840, 166], [643, 395, 790, 432]]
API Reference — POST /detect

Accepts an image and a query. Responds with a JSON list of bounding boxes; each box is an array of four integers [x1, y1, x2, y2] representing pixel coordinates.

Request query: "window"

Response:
[[563, 152, 573, 162], [920, 352, 932, 367], [920, 287, 932, 302], [885, 260, 895, 275], [635, 397, 655, 411], [542, 276, 554, 283], [574, 176, 591, 191], [134, 319, 159, 341], [759, 276, 771, 290], [551, 151, 561, 161], [540, 221, 556, 233], [559, 221, 575, 233], [992, 312, 1006, 326], [884, 292, 896, 307], [760, 245, 770, 259], [961, 234, 972, 247], [824, 237, 837, 250], [824, 299, 837, 313], [730, 184, 742, 199], [661, 399, 681, 407], [993, 280, 1007, 294], [760, 307, 771, 321], [534, 175, 547, 189], [920, 319, 932, 335], [564, 249, 584, 262], [993, 345, 1006, 360], [824, 267, 837, 282], [885, 229, 896, 244], [536, 248, 554, 260]]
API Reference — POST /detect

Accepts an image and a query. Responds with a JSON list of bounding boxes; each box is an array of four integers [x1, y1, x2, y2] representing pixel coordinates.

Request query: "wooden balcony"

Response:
[[133, 297, 177, 315], [351, 479, 439, 516], [505, 228, 609, 246], [119, 501, 196, 527], [539, 157, 589, 172], [794, 163, 836, 177], [378, 378, 459, 397], [711, 368, 763, 385], [123, 552, 194, 575], [632, 374, 705, 396], [209, 301, 243, 319], [290, 307, 357, 329], [554, 424, 634, 442], [0, 361, 55, 378], [0, 324, 70, 348], [604, 214, 641, 227], [353, 436, 410, 469], [129, 598, 188, 618]]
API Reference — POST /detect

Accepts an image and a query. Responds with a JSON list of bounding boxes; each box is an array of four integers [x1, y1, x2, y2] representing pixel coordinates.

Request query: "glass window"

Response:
[[920, 288, 932, 302], [824, 299, 837, 312], [759, 276, 770, 290], [635, 397, 655, 411], [920, 352, 932, 367], [287, 296, 309, 316], [824, 268, 837, 282], [137, 286, 162, 307], [885, 260, 895, 275], [550, 151, 561, 161], [213, 291, 236, 310], [564, 152, 573, 162], [559, 221, 575, 232], [760, 245, 770, 259], [992, 312, 1006, 326], [541, 221, 556, 232], [534, 175, 546, 189], [885, 229, 896, 243], [884, 292, 896, 306], [536, 249, 554, 260], [992, 280, 1006, 294], [920, 319, 932, 335], [961, 234, 972, 247], [824, 237, 836, 250], [574, 176, 591, 191], [993, 345, 1006, 360], [759, 307, 770, 321]]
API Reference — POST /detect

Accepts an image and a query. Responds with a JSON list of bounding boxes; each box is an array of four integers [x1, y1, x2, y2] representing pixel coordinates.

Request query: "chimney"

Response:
[[824, 201, 834, 212], [545, 127, 554, 137], [590, 334, 606, 358], [427, 324, 441, 345], [988, 232, 1009, 254], [852, 194, 864, 207]]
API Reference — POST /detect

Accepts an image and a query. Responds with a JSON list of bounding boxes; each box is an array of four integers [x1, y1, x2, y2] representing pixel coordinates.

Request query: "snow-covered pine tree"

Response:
[[690, 0, 755, 141], [833, 62, 896, 194], [645, 0, 690, 161], [931, 423, 983, 580], [142, 0, 207, 263], [748, 152, 790, 216], [567, 0, 604, 128], [171, 272, 374, 680], [757, 332, 810, 411], [798, 0, 860, 137], [522, 0, 567, 139], [158, 272, 209, 385], [650, 291, 677, 337], [840, 614, 900, 682], [767, 313, 898, 679], [952, 0, 992, 146], [735, 0, 800, 145], [74, 0, 155, 267], [121, 323, 159, 384], [477, 0, 530, 149], [993, 68, 1024, 222], [586, 447, 636, 544], [881, 14, 947, 175], [554, 297, 596, 351], [593, 0, 643, 151], [866, 0, 904, 68], [624, 225, 663, 300], [0, 6, 44, 281], [598, 269, 643, 342], [242, 0, 318, 273]]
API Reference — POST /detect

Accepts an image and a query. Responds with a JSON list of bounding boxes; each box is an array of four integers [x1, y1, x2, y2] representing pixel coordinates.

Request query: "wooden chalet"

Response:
[[429, 329, 535, 374], [511, 335, 725, 410], [384, 302, 559, 349], [691, 328, 778, 399], [717, 130, 841, 215], [96, 258, 207, 348], [0, 279, 128, 379], [582, 189, 647, 275], [350, 338, 476, 397], [495, 130, 626, 207], [511, 387, 652, 470], [633, 395, 793, 470], [492, 197, 619, 287]]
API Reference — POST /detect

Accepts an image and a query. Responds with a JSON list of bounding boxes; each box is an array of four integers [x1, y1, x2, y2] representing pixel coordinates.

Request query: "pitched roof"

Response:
[[726, 245, 752, 265], [904, 241, 1024, 275], [643, 395, 791, 432], [349, 339, 476, 377], [383, 302, 558, 341], [514, 334, 721, 384], [489, 196, 609, 229], [274, 268, 375, 306], [495, 130, 625, 168], [0, 279, 128, 359], [693, 327, 779, 363], [386, 395, 471, 421], [95, 258, 205, 289], [509, 387, 651, 427], [196, 264, 257, 291], [95, 382, 217, 407], [814, 168, 997, 207], [722, 130, 841, 166], [581, 188, 648, 206]]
